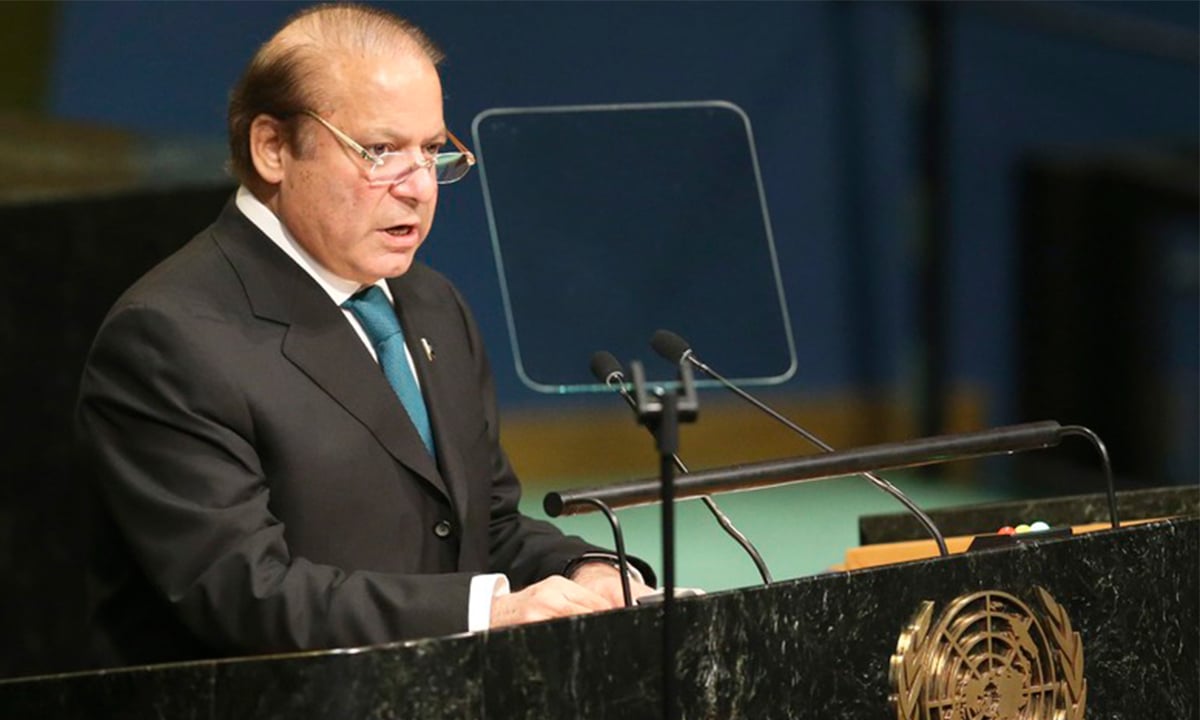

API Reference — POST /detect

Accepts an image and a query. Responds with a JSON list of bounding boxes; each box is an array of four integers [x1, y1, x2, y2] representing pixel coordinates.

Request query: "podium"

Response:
[[1, 498, 1195, 719]]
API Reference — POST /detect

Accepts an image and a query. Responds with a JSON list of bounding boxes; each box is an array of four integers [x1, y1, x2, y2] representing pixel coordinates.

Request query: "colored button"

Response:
[[1014, 524, 1033, 534], [997, 526, 1016, 536], [1030, 521, 1050, 532]]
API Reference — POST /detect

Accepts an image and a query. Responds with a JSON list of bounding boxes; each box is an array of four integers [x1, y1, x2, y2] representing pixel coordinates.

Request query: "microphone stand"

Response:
[[597, 365, 773, 585], [630, 360, 698, 720], [676, 346, 949, 557]]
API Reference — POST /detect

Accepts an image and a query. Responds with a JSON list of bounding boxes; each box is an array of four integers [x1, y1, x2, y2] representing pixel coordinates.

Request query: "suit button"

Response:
[[433, 520, 453, 538]]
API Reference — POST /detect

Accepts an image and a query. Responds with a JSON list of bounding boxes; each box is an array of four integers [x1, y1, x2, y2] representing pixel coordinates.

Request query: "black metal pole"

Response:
[[546, 421, 1065, 515], [629, 359, 697, 720], [655, 390, 679, 720], [916, 0, 949, 440]]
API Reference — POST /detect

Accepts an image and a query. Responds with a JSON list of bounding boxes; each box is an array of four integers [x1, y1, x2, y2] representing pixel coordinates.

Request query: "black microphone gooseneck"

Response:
[[590, 352, 774, 584], [1059, 425, 1120, 528], [650, 329, 950, 558]]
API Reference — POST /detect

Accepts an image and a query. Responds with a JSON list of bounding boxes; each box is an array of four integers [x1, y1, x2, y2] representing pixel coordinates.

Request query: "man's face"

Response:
[[273, 51, 445, 285]]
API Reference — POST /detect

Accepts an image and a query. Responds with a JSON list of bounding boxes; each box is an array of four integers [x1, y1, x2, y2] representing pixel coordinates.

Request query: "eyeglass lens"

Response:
[[366, 152, 473, 187]]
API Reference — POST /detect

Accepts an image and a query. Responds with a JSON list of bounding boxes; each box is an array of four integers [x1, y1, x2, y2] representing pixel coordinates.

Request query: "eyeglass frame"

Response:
[[300, 109, 476, 186]]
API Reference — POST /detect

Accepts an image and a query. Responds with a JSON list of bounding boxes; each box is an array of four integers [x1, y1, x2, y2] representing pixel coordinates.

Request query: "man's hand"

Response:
[[489, 575, 615, 629], [568, 561, 655, 608]]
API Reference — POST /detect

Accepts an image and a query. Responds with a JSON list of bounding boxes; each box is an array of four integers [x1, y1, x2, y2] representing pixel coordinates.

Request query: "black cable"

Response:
[[575, 497, 633, 607], [1060, 425, 1120, 529]]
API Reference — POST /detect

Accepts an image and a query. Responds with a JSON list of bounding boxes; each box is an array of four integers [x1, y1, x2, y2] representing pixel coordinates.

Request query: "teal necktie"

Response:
[[342, 286, 435, 456]]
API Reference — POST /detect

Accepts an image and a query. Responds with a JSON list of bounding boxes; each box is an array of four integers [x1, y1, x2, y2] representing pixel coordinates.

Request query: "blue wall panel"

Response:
[[46, 1, 1198, 421]]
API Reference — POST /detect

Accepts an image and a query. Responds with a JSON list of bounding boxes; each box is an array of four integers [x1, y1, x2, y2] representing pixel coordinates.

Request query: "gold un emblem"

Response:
[[890, 588, 1087, 720]]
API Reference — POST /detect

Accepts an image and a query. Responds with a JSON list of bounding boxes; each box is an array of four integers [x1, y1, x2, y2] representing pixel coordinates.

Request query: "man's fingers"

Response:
[[553, 577, 613, 611], [489, 576, 616, 628], [569, 561, 656, 607], [523, 575, 612, 614]]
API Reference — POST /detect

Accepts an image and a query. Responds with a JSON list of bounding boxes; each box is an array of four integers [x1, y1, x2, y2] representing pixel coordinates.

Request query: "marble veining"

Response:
[[1, 518, 1195, 719]]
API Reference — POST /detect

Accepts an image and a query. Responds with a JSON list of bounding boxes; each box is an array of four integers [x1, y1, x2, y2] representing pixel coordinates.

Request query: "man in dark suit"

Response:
[[77, 3, 652, 668]]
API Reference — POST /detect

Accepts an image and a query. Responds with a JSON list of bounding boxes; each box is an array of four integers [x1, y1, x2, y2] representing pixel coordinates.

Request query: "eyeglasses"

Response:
[[302, 110, 476, 186]]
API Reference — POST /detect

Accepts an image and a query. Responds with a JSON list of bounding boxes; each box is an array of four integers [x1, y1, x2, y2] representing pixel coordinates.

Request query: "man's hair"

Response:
[[226, 3, 444, 186]]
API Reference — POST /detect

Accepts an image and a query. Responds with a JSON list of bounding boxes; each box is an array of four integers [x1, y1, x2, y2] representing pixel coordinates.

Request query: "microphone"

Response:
[[589, 351, 624, 388], [590, 351, 773, 583], [591, 352, 689, 476], [650, 329, 950, 557]]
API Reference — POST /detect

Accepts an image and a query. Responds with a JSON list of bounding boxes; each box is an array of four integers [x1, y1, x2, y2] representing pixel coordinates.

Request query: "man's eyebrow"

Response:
[[366, 126, 448, 145]]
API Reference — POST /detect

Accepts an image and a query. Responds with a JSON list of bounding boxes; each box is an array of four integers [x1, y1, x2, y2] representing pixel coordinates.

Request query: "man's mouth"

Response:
[[384, 224, 416, 237]]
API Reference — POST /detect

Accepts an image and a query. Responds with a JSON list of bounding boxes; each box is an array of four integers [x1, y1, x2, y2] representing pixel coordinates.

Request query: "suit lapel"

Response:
[[388, 275, 470, 527], [210, 202, 448, 499]]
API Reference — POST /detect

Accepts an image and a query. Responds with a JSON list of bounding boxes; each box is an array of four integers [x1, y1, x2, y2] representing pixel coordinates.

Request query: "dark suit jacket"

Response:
[[77, 200, 634, 668]]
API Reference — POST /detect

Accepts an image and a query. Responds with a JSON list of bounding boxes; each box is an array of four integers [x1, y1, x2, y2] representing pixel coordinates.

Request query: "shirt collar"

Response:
[[234, 186, 391, 306]]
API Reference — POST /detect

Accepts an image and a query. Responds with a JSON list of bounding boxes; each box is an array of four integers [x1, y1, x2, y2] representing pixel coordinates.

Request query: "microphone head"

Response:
[[650, 329, 691, 364], [589, 351, 625, 385]]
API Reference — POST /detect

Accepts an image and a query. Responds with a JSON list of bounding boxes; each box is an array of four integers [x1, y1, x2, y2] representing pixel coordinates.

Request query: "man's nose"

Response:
[[387, 160, 438, 201]]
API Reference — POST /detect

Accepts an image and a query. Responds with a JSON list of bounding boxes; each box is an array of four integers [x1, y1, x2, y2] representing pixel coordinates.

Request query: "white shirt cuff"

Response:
[[468, 573, 510, 632]]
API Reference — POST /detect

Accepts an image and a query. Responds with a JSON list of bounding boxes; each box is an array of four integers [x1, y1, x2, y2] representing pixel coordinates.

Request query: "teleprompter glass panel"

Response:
[[472, 101, 796, 393]]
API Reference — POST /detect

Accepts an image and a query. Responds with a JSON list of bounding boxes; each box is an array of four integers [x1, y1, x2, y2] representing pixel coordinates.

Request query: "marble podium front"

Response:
[[2, 517, 1195, 719]]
